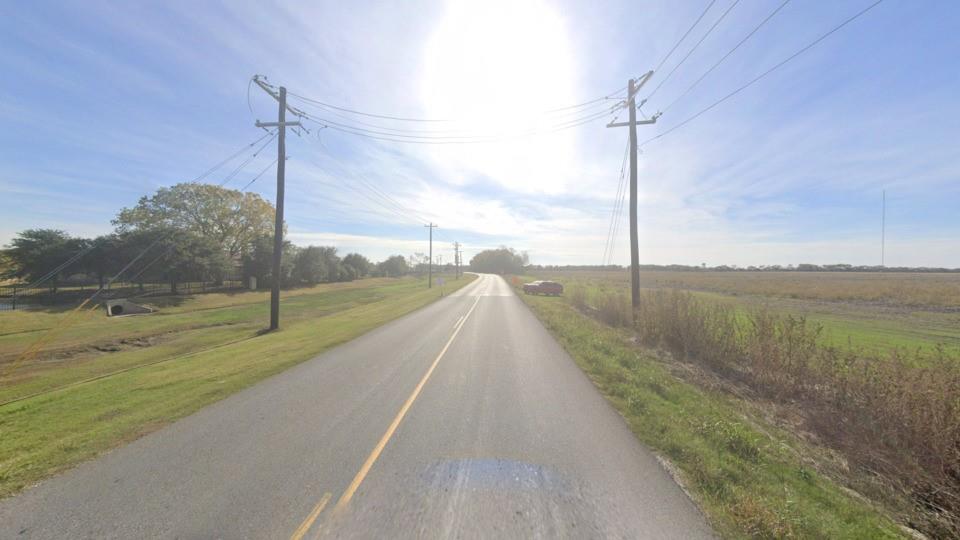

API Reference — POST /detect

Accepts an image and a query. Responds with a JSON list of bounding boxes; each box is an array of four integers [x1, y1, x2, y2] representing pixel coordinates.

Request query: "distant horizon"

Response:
[[4, 224, 958, 273], [2, 2, 958, 268]]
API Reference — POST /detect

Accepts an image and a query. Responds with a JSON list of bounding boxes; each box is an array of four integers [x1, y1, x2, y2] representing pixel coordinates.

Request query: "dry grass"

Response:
[[561, 270, 960, 309], [517, 280, 904, 538], [565, 279, 960, 537]]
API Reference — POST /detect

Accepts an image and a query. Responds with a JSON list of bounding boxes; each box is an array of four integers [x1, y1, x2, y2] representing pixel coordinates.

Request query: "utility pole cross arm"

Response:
[[256, 120, 302, 128], [607, 118, 656, 128]]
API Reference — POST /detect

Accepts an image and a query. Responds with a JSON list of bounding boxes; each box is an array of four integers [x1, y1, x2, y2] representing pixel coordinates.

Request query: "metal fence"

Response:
[[0, 278, 244, 311]]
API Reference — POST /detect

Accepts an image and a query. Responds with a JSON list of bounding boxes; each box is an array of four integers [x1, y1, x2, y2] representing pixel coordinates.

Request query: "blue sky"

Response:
[[1, 0, 958, 267]]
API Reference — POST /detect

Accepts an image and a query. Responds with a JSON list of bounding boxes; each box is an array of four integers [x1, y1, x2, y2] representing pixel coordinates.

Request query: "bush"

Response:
[[589, 288, 960, 535]]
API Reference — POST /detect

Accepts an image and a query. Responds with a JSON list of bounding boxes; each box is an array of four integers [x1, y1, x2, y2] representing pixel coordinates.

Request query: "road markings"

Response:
[[454, 315, 464, 328], [290, 492, 332, 540], [331, 294, 483, 516]]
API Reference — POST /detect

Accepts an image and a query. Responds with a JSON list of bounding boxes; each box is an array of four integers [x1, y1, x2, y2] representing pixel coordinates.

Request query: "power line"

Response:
[[601, 137, 630, 265], [660, 0, 793, 115], [288, 96, 620, 137], [8, 132, 278, 299], [297, 105, 621, 145], [189, 131, 277, 184], [607, 159, 630, 266], [106, 137, 279, 295], [308, 148, 461, 246], [646, 0, 743, 101], [239, 158, 280, 192], [641, 0, 886, 148], [6, 131, 282, 374], [286, 88, 627, 124], [654, 0, 718, 73], [220, 131, 278, 187], [296, 104, 621, 144], [307, 155, 430, 228]]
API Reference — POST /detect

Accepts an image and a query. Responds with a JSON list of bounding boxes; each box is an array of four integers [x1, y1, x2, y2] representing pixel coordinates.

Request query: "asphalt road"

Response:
[[0, 273, 712, 539]]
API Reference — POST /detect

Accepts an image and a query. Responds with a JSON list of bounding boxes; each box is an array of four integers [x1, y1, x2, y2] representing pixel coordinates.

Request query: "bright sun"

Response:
[[419, 0, 581, 194]]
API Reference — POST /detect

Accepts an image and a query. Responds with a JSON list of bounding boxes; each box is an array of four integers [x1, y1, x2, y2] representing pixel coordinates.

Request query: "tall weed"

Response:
[[589, 288, 960, 536]]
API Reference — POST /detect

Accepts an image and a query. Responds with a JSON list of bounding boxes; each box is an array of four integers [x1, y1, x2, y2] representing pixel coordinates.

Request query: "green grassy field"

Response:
[[515, 285, 902, 538], [0, 273, 474, 499]]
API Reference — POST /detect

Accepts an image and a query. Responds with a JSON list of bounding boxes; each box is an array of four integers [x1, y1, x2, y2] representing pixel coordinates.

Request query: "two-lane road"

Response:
[[0, 274, 712, 539]]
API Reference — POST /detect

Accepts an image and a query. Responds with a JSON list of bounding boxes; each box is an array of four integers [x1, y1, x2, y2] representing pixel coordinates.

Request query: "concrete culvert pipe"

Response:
[[105, 299, 154, 317]]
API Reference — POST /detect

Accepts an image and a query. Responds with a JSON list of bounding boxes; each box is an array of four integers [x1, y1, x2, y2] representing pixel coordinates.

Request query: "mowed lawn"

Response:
[[0, 274, 474, 498]]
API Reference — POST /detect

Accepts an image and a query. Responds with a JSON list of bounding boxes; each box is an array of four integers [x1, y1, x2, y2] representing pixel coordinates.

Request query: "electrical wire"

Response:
[[606, 149, 631, 266], [654, 0, 718, 73], [7, 132, 278, 299], [641, 0, 886, 148], [646, 0, 743, 101], [6, 131, 280, 376], [219, 131, 277, 187], [288, 96, 621, 136], [297, 104, 622, 145], [660, 0, 793, 115], [239, 158, 279, 192], [310, 149, 460, 246], [286, 87, 627, 124], [601, 137, 630, 265]]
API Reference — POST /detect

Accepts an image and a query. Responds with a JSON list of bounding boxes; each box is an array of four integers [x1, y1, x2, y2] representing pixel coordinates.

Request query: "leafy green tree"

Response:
[[161, 234, 232, 293], [113, 183, 275, 259], [342, 253, 370, 278], [115, 228, 230, 293], [337, 262, 357, 282], [83, 234, 122, 289], [469, 247, 528, 275], [292, 246, 342, 285], [3, 229, 88, 292], [378, 255, 408, 277], [293, 246, 330, 285], [242, 235, 297, 289]]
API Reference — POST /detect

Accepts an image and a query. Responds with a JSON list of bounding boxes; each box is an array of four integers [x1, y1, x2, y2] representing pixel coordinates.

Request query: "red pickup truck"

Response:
[[522, 280, 563, 296]]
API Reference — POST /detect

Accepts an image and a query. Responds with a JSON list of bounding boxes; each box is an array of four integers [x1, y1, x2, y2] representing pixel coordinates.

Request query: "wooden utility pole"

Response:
[[607, 71, 656, 313], [425, 223, 437, 288], [453, 241, 461, 279], [252, 77, 302, 330], [881, 190, 886, 268]]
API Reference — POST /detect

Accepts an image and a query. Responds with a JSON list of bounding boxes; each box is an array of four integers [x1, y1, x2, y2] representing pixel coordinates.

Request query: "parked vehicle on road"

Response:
[[522, 280, 563, 296]]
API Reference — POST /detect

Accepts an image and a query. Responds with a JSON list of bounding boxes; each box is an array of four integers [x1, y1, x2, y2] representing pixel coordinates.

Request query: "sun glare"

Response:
[[419, 0, 581, 194]]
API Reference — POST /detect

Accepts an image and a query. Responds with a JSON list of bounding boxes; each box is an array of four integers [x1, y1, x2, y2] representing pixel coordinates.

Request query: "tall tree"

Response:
[[242, 235, 297, 289], [116, 228, 231, 293], [113, 183, 275, 259], [342, 253, 370, 278], [292, 246, 341, 285], [3, 229, 88, 292], [469, 247, 527, 275], [378, 255, 409, 277], [83, 234, 121, 289]]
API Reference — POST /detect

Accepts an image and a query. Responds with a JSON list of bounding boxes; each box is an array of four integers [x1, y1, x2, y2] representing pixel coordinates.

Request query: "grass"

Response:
[[517, 270, 960, 538], [0, 273, 475, 499], [626, 269, 960, 308], [543, 270, 960, 358], [515, 286, 903, 538]]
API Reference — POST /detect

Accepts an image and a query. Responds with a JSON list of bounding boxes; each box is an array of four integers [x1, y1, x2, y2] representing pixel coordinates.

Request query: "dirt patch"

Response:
[[90, 336, 158, 353]]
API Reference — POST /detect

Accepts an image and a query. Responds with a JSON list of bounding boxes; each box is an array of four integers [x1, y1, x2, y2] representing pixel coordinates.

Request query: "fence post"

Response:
[[11, 286, 16, 311]]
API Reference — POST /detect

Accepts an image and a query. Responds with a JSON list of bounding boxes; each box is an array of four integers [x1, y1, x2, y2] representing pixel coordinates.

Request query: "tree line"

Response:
[[530, 263, 960, 273], [1, 183, 413, 294]]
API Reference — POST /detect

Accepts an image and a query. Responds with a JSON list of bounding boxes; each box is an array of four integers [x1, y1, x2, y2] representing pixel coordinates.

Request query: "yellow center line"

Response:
[[290, 492, 332, 540], [331, 293, 483, 515]]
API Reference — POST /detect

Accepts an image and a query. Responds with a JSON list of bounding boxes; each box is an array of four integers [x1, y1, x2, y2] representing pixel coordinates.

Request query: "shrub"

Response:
[[585, 288, 960, 535]]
